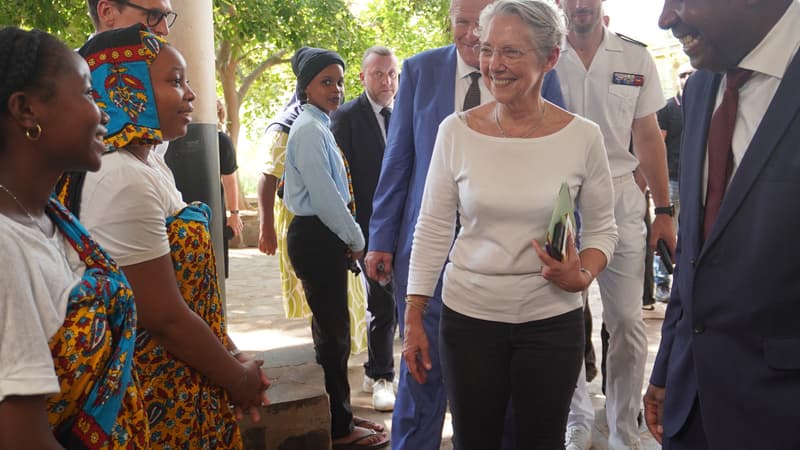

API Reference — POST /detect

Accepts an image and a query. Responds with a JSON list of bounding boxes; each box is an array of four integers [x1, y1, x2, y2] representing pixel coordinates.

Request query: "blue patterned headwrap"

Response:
[[78, 24, 166, 148]]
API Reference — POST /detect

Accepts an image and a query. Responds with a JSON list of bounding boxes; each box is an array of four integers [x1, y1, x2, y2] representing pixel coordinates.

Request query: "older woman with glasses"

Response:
[[403, 0, 617, 448]]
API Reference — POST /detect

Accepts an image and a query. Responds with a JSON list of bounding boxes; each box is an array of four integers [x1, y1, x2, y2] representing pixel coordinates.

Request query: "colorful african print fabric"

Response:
[[45, 198, 149, 449], [134, 202, 243, 449], [78, 24, 165, 149]]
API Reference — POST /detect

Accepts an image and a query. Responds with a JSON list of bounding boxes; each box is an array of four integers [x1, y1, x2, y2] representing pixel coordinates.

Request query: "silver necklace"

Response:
[[0, 183, 49, 235], [494, 102, 547, 138]]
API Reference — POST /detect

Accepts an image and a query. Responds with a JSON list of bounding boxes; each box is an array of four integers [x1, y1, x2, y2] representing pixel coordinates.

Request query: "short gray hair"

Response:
[[478, 0, 563, 62], [362, 45, 395, 69]]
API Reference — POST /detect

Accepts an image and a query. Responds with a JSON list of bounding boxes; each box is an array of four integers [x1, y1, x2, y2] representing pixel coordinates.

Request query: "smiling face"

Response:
[[33, 51, 108, 172], [480, 14, 556, 106], [658, 0, 759, 72], [559, 0, 604, 35], [451, 0, 493, 68], [304, 63, 345, 115], [148, 44, 195, 141]]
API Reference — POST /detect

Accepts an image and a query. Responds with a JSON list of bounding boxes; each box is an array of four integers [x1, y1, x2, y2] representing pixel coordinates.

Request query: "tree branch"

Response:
[[237, 49, 290, 100]]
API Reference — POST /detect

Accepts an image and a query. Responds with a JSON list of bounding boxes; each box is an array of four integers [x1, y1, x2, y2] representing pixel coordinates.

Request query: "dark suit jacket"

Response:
[[330, 92, 385, 250], [651, 51, 800, 449]]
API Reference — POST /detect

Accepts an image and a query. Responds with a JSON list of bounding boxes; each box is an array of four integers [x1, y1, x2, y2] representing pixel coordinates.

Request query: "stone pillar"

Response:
[[163, 0, 226, 299]]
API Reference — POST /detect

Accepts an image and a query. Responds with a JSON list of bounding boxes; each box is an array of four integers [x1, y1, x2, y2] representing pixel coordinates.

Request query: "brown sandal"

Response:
[[332, 429, 389, 449], [352, 416, 386, 433]]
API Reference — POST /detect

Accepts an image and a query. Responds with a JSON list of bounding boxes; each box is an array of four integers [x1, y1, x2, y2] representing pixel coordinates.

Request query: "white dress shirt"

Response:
[[703, 0, 800, 199], [454, 50, 494, 112]]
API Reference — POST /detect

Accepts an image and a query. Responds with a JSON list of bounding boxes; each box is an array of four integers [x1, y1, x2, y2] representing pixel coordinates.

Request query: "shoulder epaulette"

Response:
[[615, 32, 647, 47]]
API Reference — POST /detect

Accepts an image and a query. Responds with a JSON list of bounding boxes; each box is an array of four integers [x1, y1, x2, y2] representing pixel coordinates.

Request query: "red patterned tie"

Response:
[[703, 68, 753, 240]]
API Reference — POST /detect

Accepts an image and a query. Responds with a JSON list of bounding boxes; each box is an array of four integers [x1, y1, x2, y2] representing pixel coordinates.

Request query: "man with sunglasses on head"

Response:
[[88, 0, 177, 37]]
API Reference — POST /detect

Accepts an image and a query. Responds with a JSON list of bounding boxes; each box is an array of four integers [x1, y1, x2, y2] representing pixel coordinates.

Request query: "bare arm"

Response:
[[122, 254, 266, 410], [0, 396, 63, 449], [257, 173, 278, 255], [222, 172, 243, 237], [632, 113, 676, 253]]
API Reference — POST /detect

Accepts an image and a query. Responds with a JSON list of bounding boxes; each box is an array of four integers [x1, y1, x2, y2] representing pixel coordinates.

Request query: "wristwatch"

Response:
[[654, 205, 675, 217], [229, 210, 240, 215]]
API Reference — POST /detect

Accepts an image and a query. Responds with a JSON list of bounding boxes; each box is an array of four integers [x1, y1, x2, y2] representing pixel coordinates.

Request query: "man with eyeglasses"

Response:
[[88, 0, 177, 37], [553, 0, 675, 449], [364, 0, 565, 448]]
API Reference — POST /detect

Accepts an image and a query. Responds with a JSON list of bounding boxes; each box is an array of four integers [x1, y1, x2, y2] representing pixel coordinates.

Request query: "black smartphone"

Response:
[[548, 222, 565, 261], [657, 239, 674, 274]]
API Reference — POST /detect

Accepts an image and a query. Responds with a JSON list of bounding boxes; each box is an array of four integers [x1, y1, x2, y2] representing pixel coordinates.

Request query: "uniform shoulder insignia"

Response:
[[615, 32, 647, 47]]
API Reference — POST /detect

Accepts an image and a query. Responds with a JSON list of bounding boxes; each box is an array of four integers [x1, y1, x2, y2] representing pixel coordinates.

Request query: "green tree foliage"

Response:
[[0, 0, 92, 47], [360, 0, 451, 61], [0, 0, 453, 151], [214, 0, 372, 146]]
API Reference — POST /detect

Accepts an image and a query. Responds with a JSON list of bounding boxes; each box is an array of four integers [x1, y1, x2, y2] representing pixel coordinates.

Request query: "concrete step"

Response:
[[239, 345, 332, 450]]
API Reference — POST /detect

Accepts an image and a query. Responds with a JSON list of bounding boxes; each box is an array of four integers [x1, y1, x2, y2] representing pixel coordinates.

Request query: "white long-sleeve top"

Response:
[[408, 113, 618, 323]]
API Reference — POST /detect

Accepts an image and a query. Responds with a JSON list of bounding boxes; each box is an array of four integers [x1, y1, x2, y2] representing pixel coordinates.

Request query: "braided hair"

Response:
[[0, 27, 71, 133]]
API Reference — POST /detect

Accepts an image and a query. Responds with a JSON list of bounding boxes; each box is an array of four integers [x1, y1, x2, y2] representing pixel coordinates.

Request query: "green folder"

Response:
[[545, 182, 576, 262]]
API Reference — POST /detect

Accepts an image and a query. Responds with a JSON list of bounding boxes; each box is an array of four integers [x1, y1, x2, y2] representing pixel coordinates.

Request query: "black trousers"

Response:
[[440, 305, 584, 450], [287, 215, 353, 438], [358, 257, 397, 381]]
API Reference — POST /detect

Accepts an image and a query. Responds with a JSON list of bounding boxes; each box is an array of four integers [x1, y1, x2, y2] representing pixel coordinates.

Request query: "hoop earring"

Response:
[[25, 124, 42, 141]]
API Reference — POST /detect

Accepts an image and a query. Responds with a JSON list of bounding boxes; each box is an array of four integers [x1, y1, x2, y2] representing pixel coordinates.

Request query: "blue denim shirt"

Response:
[[284, 104, 365, 251]]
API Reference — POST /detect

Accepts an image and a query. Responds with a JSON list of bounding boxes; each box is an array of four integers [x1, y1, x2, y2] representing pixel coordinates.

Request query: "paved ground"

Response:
[[226, 247, 665, 449]]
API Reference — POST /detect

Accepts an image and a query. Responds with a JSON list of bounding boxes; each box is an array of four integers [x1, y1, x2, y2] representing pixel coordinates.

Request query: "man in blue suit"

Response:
[[646, 0, 800, 449], [364, 0, 564, 447]]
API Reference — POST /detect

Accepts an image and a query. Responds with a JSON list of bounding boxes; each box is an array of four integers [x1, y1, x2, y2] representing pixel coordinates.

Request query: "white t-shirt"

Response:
[[0, 215, 83, 402], [80, 150, 186, 266], [556, 27, 665, 177], [408, 114, 618, 324]]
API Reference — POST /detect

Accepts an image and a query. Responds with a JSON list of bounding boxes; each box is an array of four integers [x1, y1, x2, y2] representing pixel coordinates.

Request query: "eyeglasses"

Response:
[[474, 45, 536, 63], [116, 0, 178, 29], [368, 70, 398, 81]]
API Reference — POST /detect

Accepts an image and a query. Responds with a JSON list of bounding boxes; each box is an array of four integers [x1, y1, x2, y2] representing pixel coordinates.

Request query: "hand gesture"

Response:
[[643, 384, 665, 443], [258, 223, 277, 255], [365, 251, 393, 285], [229, 358, 270, 422], [227, 213, 244, 237], [531, 234, 588, 292], [402, 303, 432, 384]]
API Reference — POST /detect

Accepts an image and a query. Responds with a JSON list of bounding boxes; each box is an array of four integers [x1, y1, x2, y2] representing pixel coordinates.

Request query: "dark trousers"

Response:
[[287, 215, 353, 438], [663, 397, 709, 450], [359, 258, 397, 381], [440, 305, 584, 450]]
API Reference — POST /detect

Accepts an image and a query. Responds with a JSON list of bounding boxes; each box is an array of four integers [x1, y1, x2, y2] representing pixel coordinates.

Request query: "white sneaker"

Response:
[[371, 378, 395, 412], [362, 375, 375, 393], [364, 375, 399, 394], [565, 425, 592, 450]]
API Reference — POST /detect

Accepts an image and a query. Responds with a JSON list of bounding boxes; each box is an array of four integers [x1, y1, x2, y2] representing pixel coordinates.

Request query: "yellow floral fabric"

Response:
[[134, 203, 242, 449]]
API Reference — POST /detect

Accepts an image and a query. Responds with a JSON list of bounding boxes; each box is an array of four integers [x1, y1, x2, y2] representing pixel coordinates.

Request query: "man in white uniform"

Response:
[[554, 1, 676, 449]]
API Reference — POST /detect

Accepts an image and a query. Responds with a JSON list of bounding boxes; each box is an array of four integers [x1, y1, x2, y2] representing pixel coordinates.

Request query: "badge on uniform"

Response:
[[612, 72, 644, 87]]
